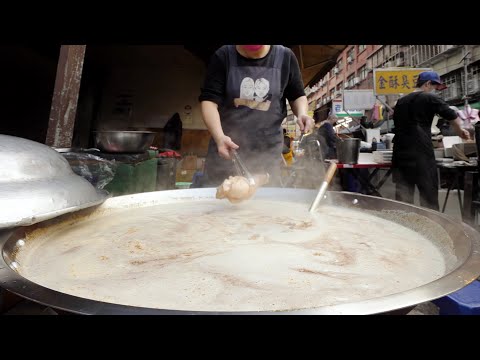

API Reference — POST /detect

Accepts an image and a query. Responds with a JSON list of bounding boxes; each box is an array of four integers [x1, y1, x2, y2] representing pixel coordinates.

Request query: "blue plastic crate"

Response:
[[433, 280, 480, 315]]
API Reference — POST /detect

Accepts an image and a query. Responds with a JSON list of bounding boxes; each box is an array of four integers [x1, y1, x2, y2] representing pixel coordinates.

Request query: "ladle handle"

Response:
[[231, 149, 255, 186], [309, 162, 338, 213], [324, 161, 338, 183]]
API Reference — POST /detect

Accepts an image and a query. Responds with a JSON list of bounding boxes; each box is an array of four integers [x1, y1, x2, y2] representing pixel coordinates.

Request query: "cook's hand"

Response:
[[216, 135, 239, 160], [297, 114, 315, 133], [460, 129, 470, 140]]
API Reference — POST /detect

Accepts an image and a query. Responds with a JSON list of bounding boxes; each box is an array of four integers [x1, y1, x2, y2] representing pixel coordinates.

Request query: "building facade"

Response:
[[404, 45, 480, 108], [306, 44, 480, 121]]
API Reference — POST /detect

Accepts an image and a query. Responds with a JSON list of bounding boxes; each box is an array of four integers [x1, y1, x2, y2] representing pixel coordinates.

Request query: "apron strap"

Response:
[[227, 45, 238, 67], [273, 45, 285, 69]]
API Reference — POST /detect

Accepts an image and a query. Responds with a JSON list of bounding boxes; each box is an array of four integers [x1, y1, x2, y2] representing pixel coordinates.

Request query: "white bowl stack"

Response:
[[372, 150, 393, 163]]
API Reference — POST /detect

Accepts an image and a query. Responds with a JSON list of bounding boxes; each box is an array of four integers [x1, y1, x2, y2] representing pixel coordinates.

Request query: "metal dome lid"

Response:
[[0, 134, 109, 229]]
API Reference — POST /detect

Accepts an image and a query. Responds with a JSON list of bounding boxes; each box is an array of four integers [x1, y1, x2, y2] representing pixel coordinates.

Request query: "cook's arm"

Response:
[[201, 100, 238, 159], [450, 117, 470, 140], [433, 95, 469, 140], [290, 96, 314, 133]]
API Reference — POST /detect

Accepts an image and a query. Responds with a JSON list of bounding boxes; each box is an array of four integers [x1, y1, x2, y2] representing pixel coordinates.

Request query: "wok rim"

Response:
[[93, 130, 156, 134], [1, 189, 479, 315]]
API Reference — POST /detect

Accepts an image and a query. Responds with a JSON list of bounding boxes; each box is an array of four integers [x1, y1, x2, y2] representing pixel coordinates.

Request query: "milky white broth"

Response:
[[16, 200, 447, 311]]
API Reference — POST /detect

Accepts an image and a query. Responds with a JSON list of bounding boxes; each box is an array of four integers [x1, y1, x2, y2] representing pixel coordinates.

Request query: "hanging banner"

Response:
[[373, 67, 431, 95]]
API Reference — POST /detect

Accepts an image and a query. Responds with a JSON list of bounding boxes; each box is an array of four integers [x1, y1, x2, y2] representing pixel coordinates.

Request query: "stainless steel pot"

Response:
[[93, 131, 156, 153], [1, 188, 479, 315], [336, 138, 360, 164]]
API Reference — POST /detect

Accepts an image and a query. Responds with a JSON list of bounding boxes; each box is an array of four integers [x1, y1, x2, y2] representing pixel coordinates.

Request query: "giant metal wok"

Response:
[[1, 188, 480, 315]]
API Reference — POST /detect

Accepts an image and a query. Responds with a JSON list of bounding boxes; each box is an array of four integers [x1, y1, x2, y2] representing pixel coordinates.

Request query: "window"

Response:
[[470, 64, 480, 93], [377, 48, 385, 65], [471, 63, 480, 76], [347, 47, 355, 60], [359, 65, 368, 80], [408, 45, 419, 67], [358, 45, 367, 53], [366, 58, 373, 71], [336, 59, 343, 71], [370, 48, 384, 68], [336, 82, 343, 92], [406, 45, 448, 65], [440, 72, 461, 101], [330, 88, 335, 98], [384, 45, 391, 59], [443, 74, 458, 85], [347, 74, 355, 87]]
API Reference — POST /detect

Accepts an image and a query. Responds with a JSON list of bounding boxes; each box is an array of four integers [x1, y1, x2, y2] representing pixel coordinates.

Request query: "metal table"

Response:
[[335, 153, 392, 197], [437, 161, 478, 216]]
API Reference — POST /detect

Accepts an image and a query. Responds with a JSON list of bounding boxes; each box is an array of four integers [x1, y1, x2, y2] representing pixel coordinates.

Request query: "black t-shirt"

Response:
[[198, 45, 305, 107], [393, 91, 457, 160], [393, 91, 457, 136]]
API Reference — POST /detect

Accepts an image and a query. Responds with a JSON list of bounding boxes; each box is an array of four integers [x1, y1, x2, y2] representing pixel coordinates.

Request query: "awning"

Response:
[[334, 111, 365, 118], [290, 45, 347, 87]]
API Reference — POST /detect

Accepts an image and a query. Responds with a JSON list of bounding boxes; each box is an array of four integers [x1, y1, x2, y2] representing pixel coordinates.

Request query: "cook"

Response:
[[197, 44, 315, 189], [392, 71, 470, 210]]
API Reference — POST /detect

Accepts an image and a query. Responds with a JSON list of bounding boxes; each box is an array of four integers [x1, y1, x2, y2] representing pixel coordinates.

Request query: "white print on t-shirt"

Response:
[[254, 78, 269, 102], [240, 77, 255, 100], [235, 77, 271, 111]]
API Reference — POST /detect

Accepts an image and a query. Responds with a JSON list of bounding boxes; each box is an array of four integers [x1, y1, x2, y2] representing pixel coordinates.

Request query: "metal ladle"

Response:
[[231, 149, 256, 186]]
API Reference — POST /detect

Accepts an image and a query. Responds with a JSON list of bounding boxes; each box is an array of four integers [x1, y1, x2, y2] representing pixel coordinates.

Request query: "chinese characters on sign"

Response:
[[373, 68, 431, 95]]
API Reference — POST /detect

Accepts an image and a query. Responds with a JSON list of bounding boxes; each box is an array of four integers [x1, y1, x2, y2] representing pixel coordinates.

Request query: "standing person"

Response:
[[197, 45, 314, 187], [392, 71, 469, 210], [317, 114, 338, 160]]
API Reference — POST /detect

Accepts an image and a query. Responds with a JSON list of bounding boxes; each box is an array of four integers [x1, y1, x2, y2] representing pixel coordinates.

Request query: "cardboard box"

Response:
[[181, 155, 197, 170], [176, 168, 196, 182]]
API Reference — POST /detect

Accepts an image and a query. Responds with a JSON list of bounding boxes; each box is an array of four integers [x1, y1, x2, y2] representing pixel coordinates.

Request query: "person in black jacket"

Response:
[[392, 71, 469, 210], [317, 114, 338, 160]]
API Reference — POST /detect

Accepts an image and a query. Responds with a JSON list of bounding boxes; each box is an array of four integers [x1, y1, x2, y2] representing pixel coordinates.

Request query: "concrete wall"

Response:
[[93, 46, 207, 131]]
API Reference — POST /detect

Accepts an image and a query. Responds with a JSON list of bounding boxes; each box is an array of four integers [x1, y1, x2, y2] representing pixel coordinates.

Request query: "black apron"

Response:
[[202, 45, 286, 186]]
